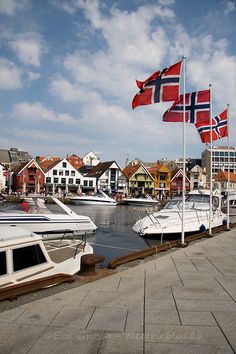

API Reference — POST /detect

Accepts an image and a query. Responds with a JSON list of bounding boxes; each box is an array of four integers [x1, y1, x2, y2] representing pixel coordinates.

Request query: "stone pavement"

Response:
[[1, 229, 236, 353]]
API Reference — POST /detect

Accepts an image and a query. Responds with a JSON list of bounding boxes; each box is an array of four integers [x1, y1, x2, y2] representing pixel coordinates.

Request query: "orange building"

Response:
[[148, 163, 171, 199]]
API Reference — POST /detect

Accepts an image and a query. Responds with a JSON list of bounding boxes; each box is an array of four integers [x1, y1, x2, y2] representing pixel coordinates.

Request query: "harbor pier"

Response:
[[0, 228, 236, 353]]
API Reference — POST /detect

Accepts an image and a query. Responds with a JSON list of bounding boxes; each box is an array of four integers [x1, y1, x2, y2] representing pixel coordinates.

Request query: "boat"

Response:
[[119, 194, 159, 207], [0, 225, 93, 289], [0, 196, 97, 238], [0, 193, 6, 203], [133, 189, 227, 239], [70, 191, 117, 206], [222, 192, 236, 216]]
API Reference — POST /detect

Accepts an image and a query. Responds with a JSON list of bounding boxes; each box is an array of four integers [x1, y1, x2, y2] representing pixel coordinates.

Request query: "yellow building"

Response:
[[123, 163, 154, 196], [148, 163, 171, 199]]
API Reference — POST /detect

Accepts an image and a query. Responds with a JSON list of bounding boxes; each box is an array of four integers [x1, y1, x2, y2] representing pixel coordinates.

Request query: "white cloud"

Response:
[[223, 0, 236, 15], [9, 32, 46, 67], [12, 101, 77, 124], [27, 71, 41, 81], [0, 58, 23, 89], [0, 0, 28, 16]]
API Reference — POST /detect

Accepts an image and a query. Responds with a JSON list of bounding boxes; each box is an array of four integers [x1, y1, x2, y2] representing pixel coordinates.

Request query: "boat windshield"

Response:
[[164, 194, 218, 211]]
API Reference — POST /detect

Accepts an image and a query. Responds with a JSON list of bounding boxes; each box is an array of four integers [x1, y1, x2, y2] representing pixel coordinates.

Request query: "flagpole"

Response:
[[209, 83, 213, 236], [227, 104, 230, 229], [181, 56, 186, 245]]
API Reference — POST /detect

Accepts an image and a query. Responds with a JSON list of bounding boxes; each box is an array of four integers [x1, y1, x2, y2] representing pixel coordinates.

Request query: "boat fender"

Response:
[[199, 224, 206, 232], [222, 218, 227, 226]]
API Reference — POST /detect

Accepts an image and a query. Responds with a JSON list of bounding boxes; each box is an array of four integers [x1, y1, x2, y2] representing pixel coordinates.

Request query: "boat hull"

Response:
[[133, 209, 226, 239]]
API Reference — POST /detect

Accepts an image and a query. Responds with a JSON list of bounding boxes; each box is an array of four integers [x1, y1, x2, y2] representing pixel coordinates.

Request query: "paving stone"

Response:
[[125, 306, 143, 332], [176, 299, 236, 312], [0, 307, 26, 323], [0, 323, 46, 354], [145, 285, 173, 299], [49, 305, 95, 329], [14, 306, 60, 326], [179, 311, 216, 326], [99, 331, 143, 354], [172, 285, 231, 301], [28, 328, 103, 354], [145, 342, 234, 353], [87, 307, 127, 331], [212, 311, 236, 327], [145, 298, 176, 312], [145, 310, 180, 325], [145, 324, 229, 346]]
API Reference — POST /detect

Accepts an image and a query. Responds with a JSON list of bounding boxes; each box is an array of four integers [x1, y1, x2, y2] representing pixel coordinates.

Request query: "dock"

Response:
[[1, 228, 236, 353]]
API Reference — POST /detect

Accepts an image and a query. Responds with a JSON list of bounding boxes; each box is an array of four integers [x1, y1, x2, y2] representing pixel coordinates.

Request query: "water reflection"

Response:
[[70, 204, 159, 266]]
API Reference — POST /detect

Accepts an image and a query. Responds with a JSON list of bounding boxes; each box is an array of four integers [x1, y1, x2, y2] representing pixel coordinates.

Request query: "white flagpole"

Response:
[[227, 104, 230, 229], [181, 56, 186, 245], [209, 83, 213, 235]]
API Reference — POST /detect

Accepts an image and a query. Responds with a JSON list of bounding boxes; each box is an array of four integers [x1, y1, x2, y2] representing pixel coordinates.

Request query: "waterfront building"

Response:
[[43, 158, 96, 194], [0, 163, 7, 191], [67, 154, 83, 170], [202, 146, 236, 183], [83, 151, 100, 166], [87, 161, 127, 194], [189, 165, 206, 190], [214, 171, 236, 194], [123, 163, 154, 196], [170, 169, 190, 196], [12, 159, 45, 194], [148, 163, 171, 199], [0, 147, 31, 169]]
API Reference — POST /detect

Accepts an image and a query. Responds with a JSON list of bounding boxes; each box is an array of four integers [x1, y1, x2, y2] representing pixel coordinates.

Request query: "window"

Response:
[[54, 177, 59, 183], [76, 179, 80, 185], [0, 251, 7, 276], [89, 180, 93, 187], [62, 162, 67, 168], [65, 170, 69, 176], [71, 171, 75, 176], [159, 173, 166, 181], [13, 244, 47, 272], [68, 178, 73, 184], [53, 170, 57, 175], [46, 177, 51, 183], [59, 170, 63, 176], [61, 178, 66, 184], [84, 180, 88, 187]]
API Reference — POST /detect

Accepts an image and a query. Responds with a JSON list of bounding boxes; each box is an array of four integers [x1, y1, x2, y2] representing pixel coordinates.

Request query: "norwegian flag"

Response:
[[132, 60, 183, 109], [195, 109, 228, 143], [163, 90, 210, 124]]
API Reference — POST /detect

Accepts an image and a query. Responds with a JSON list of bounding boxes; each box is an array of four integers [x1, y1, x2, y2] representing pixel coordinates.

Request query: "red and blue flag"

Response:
[[195, 109, 228, 143], [132, 60, 183, 109], [163, 90, 210, 124]]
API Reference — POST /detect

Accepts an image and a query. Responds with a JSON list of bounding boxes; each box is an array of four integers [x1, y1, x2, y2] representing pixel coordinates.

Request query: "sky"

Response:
[[0, 0, 236, 167]]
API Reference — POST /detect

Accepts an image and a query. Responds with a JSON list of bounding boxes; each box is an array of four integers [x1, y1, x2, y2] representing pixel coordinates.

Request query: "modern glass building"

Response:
[[202, 146, 236, 182]]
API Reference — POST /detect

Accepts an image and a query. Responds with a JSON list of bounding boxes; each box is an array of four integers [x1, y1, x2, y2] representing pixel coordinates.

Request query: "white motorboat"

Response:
[[0, 225, 93, 289], [222, 192, 236, 216], [133, 189, 227, 239], [119, 195, 159, 207], [70, 191, 117, 206], [0, 197, 97, 237]]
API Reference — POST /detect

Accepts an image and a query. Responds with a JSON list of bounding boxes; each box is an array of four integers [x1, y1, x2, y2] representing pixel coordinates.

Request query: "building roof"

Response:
[[123, 163, 141, 179], [215, 171, 236, 183], [86, 161, 115, 178], [39, 158, 61, 172]]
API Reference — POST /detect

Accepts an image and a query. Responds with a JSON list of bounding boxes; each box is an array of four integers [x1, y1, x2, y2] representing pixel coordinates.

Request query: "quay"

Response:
[[1, 229, 236, 353]]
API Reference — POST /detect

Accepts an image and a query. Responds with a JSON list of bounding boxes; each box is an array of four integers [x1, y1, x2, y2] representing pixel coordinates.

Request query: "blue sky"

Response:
[[0, 0, 236, 166]]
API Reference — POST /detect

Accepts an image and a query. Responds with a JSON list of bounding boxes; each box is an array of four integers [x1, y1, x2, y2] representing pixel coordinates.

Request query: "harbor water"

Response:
[[70, 204, 160, 267]]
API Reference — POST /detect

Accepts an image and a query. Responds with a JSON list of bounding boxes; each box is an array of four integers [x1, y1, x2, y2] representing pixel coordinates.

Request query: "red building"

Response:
[[170, 169, 190, 195], [12, 159, 45, 194], [67, 154, 83, 170]]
